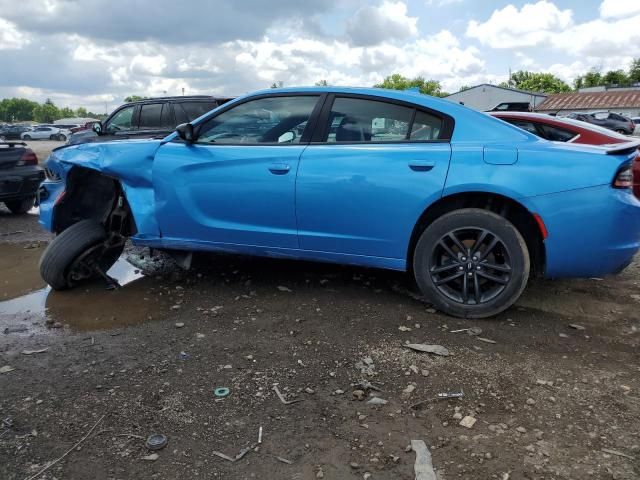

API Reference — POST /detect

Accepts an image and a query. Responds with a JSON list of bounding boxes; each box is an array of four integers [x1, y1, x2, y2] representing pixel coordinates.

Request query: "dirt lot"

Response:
[[19, 140, 62, 164], [1, 208, 639, 480]]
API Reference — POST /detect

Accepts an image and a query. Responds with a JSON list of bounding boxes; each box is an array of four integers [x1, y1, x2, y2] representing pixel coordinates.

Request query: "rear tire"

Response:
[[39, 220, 123, 290], [58, 134, 67, 141], [615, 129, 627, 135], [4, 197, 34, 214], [0, 135, 5, 141], [413, 208, 530, 319], [23, 135, 31, 140], [49, 134, 57, 140]]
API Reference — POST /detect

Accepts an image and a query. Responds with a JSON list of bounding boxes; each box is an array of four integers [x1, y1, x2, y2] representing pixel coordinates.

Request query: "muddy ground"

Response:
[[1, 204, 640, 480]]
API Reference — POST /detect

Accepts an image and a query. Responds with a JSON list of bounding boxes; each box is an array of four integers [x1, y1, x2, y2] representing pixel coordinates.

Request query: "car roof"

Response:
[[121, 95, 227, 106], [201, 86, 541, 144]]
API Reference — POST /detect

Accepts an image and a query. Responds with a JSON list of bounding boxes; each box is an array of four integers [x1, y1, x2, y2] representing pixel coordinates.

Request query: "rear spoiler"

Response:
[[601, 140, 640, 156]]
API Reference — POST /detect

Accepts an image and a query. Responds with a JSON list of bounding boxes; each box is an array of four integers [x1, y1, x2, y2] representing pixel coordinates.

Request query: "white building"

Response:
[[445, 84, 547, 111]]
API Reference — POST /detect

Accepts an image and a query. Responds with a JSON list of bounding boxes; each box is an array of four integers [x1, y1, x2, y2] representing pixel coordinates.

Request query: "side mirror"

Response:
[[92, 122, 103, 135], [176, 123, 195, 143]]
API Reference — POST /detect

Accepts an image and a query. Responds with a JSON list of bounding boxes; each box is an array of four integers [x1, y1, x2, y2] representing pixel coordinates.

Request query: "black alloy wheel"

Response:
[[413, 208, 530, 318]]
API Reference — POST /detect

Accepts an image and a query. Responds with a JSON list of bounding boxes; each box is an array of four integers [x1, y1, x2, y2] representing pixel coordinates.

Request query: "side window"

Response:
[[503, 119, 540, 136], [325, 97, 413, 142], [197, 95, 319, 144], [139, 103, 163, 130], [160, 104, 174, 129], [107, 106, 135, 133], [410, 111, 443, 140], [538, 124, 577, 142], [181, 102, 217, 121]]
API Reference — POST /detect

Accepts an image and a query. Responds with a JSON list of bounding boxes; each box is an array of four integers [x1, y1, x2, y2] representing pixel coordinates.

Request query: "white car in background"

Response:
[[632, 117, 640, 136], [20, 126, 69, 141]]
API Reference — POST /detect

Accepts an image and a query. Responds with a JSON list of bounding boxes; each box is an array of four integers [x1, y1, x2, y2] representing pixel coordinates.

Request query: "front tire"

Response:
[[57, 134, 67, 141], [413, 208, 530, 318], [4, 197, 35, 214], [615, 129, 627, 135], [23, 135, 31, 140], [39, 220, 123, 290]]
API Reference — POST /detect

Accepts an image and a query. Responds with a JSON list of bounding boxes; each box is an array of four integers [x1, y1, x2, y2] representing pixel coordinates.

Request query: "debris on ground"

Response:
[[146, 434, 168, 451], [366, 397, 388, 406], [601, 448, 634, 460], [404, 343, 450, 356], [142, 453, 159, 461], [21, 348, 49, 355], [569, 323, 586, 330], [450, 327, 482, 336], [174, 322, 185, 328], [277, 286, 292, 292], [273, 385, 303, 405], [355, 356, 376, 376], [398, 325, 412, 331], [0, 365, 15, 374], [411, 439, 437, 480], [214, 387, 230, 398], [3, 325, 28, 334], [476, 337, 497, 344], [276, 456, 293, 464], [459, 416, 477, 429]]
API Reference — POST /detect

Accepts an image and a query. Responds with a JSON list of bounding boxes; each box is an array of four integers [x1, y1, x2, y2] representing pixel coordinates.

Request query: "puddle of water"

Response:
[[0, 256, 167, 333], [0, 243, 46, 301]]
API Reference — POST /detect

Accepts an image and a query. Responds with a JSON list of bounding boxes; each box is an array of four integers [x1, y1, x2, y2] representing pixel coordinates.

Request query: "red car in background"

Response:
[[490, 111, 640, 197]]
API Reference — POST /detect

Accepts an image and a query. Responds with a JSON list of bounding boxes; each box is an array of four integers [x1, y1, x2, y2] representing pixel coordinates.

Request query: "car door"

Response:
[[296, 95, 453, 260], [135, 103, 175, 139], [103, 105, 138, 140], [152, 94, 323, 249]]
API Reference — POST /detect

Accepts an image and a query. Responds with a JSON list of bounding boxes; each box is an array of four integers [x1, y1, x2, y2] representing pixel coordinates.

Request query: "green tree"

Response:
[[629, 58, 640, 83], [315, 79, 329, 86], [582, 70, 603, 88], [124, 95, 147, 102], [76, 107, 88, 117], [33, 98, 61, 123], [0, 98, 39, 122], [374, 74, 445, 97], [58, 107, 75, 118], [509, 71, 571, 93], [603, 69, 629, 86]]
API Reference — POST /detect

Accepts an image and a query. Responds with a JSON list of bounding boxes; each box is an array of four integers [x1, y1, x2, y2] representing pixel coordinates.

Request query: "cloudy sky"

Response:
[[0, 0, 639, 113]]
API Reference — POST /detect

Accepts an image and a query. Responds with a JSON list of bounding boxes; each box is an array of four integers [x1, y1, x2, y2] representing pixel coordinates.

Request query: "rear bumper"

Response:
[[528, 185, 640, 278], [0, 167, 44, 201]]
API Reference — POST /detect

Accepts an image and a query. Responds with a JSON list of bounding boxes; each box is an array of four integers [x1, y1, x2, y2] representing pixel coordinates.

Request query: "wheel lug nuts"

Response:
[[458, 266, 464, 271], [461, 256, 467, 262], [467, 272, 473, 277], [472, 256, 478, 261], [476, 266, 481, 270]]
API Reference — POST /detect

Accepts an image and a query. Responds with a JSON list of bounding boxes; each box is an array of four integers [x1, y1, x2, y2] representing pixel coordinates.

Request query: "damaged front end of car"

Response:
[[38, 140, 164, 290]]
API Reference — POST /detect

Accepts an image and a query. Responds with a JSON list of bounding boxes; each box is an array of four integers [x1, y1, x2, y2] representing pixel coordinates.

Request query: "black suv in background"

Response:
[[68, 95, 234, 145], [566, 111, 635, 135]]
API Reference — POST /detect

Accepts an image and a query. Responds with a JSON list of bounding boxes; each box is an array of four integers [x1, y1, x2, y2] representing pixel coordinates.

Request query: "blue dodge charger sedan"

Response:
[[37, 87, 640, 318]]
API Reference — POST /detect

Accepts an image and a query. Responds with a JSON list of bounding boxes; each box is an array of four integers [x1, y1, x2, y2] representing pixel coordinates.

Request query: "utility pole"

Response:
[[508, 67, 512, 87]]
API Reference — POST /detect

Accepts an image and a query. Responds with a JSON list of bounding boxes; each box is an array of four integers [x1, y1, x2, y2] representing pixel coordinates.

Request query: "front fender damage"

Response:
[[48, 140, 163, 239]]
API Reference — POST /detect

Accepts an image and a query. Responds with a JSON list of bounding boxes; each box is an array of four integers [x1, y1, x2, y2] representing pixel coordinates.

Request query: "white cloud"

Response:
[[466, 1, 572, 48], [0, 17, 29, 49], [599, 0, 640, 19], [426, 0, 463, 6], [551, 14, 640, 58], [346, 1, 418, 46]]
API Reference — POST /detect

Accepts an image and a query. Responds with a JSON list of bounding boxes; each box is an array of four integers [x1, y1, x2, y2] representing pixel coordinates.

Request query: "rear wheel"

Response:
[[413, 208, 530, 318], [4, 197, 35, 214], [0, 135, 5, 141], [57, 134, 67, 141], [49, 134, 57, 140], [615, 129, 627, 135], [39, 220, 124, 290], [23, 135, 31, 140]]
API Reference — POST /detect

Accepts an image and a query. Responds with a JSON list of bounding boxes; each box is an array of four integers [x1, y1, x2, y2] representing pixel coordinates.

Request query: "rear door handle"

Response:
[[268, 163, 290, 175], [408, 160, 435, 172]]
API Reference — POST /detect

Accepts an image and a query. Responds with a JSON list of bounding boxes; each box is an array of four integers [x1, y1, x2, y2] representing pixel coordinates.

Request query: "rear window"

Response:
[[538, 124, 577, 142], [175, 101, 218, 124]]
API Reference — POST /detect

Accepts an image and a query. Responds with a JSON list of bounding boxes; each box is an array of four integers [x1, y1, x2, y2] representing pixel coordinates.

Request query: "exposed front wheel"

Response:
[[413, 208, 530, 318], [39, 220, 124, 290], [4, 197, 35, 214], [57, 134, 67, 141]]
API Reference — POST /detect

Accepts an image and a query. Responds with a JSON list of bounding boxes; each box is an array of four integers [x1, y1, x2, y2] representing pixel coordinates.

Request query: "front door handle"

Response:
[[268, 163, 290, 175], [408, 160, 435, 172]]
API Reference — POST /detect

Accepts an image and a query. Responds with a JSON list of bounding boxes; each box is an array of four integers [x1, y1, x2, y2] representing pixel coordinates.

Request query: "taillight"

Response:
[[633, 155, 640, 200], [613, 164, 633, 188], [16, 150, 38, 166]]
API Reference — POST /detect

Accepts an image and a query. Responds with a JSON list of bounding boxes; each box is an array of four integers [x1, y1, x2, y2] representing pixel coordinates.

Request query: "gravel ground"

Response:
[[0, 211, 639, 480]]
